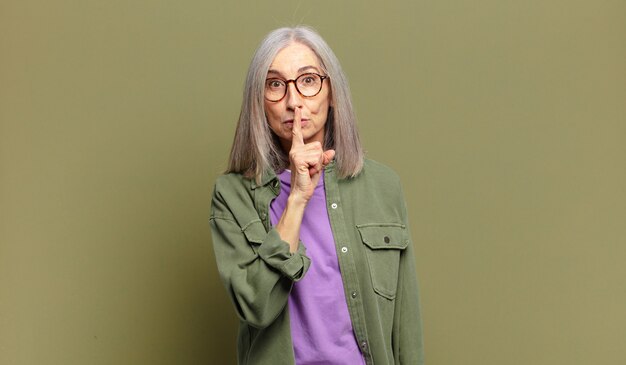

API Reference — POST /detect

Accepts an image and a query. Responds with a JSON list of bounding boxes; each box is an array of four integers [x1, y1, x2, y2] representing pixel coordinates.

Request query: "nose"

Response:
[[285, 82, 303, 110]]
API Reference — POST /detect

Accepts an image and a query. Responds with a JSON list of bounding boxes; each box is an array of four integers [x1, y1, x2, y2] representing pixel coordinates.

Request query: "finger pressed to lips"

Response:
[[284, 118, 306, 122], [290, 108, 304, 146], [284, 119, 309, 125]]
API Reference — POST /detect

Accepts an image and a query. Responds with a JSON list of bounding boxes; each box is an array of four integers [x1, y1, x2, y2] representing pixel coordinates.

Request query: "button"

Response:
[[360, 340, 368, 350], [384, 236, 390, 243], [260, 212, 267, 219], [331, 203, 338, 209], [351, 291, 358, 299], [341, 246, 348, 253]]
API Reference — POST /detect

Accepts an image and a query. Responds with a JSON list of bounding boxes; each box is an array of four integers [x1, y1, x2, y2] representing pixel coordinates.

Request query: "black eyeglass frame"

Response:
[[264, 73, 329, 102]]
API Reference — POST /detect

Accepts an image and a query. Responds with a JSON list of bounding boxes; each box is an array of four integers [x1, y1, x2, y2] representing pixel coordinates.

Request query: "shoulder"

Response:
[[214, 171, 248, 184], [211, 172, 253, 205], [213, 172, 248, 192], [336, 158, 404, 203], [210, 172, 258, 220], [336, 158, 409, 224], [358, 158, 402, 186]]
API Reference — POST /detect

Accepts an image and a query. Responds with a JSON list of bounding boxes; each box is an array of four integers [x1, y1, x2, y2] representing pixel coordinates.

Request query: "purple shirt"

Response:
[[270, 170, 365, 365]]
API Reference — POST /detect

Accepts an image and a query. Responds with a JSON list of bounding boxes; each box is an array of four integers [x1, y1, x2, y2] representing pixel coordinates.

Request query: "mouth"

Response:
[[284, 118, 309, 126]]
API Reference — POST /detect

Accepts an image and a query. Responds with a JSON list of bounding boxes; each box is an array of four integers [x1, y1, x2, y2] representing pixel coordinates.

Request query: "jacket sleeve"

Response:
[[209, 177, 311, 329], [393, 182, 425, 364]]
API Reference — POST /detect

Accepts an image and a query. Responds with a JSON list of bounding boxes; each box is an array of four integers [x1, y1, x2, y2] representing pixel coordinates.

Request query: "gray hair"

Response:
[[226, 26, 364, 182]]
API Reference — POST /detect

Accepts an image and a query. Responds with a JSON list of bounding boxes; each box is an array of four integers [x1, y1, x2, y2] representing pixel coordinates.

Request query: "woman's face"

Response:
[[264, 42, 331, 151]]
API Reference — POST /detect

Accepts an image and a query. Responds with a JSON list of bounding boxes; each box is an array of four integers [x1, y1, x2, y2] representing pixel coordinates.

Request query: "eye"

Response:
[[266, 79, 284, 89], [301, 75, 316, 85]]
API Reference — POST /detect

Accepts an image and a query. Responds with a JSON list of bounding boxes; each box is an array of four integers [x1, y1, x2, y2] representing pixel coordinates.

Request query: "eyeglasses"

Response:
[[264, 73, 329, 102]]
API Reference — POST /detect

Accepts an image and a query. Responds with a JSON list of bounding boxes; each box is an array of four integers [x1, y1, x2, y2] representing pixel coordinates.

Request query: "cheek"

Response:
[[307, 96, 330, 117], [264, 104, 281, 126]]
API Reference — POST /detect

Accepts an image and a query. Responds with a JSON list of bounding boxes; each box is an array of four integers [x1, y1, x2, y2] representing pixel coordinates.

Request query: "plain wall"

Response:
[[1, 1, 625, 364]]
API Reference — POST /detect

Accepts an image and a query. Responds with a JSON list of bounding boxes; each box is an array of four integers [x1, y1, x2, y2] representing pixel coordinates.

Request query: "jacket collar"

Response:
[[250, 168, 278, 190]]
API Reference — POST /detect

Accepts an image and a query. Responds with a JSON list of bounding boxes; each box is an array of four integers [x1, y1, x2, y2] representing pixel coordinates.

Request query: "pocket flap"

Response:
[[357, 224, 409, 250], [242, 219, 267, 244]]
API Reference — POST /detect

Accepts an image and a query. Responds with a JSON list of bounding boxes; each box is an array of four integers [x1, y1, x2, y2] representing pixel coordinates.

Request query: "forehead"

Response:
[[268, 42, 321, 75]]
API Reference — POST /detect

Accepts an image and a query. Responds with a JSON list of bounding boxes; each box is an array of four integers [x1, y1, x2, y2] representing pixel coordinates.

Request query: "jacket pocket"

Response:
[[242, 219, 266, 247], [357, 223, 409, 300]]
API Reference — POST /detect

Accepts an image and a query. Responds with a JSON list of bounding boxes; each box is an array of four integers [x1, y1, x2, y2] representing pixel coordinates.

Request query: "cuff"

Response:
[[257, 228, 311, 281]]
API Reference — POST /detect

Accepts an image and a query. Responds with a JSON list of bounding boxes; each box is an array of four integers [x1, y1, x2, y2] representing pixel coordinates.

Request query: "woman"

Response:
[[210, 26, 423, 365]]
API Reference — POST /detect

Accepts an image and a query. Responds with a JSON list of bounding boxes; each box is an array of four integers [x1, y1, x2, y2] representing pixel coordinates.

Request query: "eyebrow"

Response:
[[267, 65, 321, 78]]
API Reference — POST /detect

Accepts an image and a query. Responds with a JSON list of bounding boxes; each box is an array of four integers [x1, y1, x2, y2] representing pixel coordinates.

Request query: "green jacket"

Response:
[[210, 159, 424, 365]]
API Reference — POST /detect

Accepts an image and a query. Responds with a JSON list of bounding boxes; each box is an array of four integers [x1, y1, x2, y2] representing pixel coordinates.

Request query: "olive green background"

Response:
[[1, 0, 624, 364]]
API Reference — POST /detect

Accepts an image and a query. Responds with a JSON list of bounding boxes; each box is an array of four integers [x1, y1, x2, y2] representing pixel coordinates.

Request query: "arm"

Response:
[[210, 184, 310, 328]]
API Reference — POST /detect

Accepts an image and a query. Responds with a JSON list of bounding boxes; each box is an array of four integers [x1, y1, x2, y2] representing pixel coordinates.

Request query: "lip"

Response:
[[284, 118, 309, 125]]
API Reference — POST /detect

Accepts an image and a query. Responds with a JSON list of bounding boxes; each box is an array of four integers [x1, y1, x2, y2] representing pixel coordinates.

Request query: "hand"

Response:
[[288, 107, 335, 203]]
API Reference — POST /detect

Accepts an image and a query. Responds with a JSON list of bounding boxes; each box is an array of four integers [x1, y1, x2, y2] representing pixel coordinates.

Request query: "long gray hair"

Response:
[[226, 26, 364, 182]]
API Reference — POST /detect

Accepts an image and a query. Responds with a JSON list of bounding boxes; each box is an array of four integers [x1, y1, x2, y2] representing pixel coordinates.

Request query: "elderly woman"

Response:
[[210, 26, 423, 365]]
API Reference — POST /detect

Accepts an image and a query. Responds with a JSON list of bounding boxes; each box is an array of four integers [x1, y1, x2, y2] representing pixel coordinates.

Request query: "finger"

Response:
[[294, 153, 322, 177], [321, 149, 336, 167], [291, 107, 304, 148], [308, 159, 323, 177], [303, 148, 325, 168], [309, 161, 322, 177]]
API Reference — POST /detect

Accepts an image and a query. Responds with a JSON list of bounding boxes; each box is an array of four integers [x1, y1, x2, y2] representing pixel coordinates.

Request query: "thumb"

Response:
[[321, 149, 336, 167]]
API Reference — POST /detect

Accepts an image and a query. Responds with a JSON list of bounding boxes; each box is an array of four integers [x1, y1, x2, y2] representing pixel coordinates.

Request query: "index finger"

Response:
[[291, 107, 304, 148]]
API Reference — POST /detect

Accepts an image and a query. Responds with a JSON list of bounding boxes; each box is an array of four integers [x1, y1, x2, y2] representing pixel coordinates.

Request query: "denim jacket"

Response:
[[210, 159, 424, 365]]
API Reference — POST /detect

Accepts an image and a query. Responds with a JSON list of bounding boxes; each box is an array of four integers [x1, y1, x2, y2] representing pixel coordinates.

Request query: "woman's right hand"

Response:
[[274, 107, 334, 252], [288, 107, 335, 203]]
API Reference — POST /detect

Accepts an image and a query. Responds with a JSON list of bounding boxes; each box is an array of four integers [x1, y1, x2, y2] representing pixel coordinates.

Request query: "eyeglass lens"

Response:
[[265, 73, 324, 101]]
